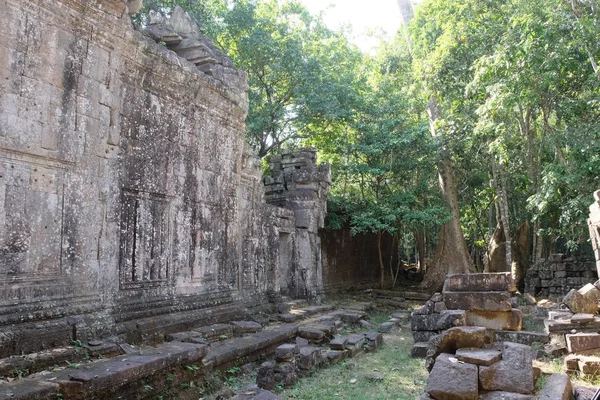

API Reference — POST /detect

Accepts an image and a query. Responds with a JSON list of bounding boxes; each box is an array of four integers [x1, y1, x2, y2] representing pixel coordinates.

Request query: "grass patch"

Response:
[[281, 329, 427, 400]]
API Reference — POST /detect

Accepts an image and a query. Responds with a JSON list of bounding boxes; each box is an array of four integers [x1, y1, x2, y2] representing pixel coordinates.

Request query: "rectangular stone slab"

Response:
[[545, 317, 600, 334], [455, 349, 501, 366], [566, 333, 600, 353], [443, 291, 512, 311], [444, 273, 516, 292], [466, 309, 522, 331]]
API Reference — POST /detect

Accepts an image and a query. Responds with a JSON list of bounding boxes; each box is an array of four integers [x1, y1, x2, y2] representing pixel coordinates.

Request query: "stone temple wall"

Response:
[[524, 254, 597, 297], [0, 0, 326, 356]]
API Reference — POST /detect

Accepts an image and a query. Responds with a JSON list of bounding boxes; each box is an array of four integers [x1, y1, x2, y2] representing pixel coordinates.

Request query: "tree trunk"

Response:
[[492, 161, 513, 275], [416, 230, 426, 274], [377, 230, 385, 289], [421, 97, 473, 293]]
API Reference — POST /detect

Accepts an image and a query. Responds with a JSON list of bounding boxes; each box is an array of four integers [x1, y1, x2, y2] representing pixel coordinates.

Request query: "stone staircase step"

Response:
[[0, 379, 59, 400], [203, 325, 298, 370], [0, 342, 121, 378], [42, 341, 208, 397]]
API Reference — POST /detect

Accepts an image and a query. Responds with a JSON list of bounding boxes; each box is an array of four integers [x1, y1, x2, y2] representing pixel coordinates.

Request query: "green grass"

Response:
[[281, 329, 427, 400]]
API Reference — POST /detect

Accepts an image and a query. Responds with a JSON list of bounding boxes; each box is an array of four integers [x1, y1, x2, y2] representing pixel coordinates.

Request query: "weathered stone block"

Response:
[[411, 310, 465, 331], [493, 331, 549, 346], [578, 355, 600, 375], [566, 333, 600, 353], [363, 331, 383, 351], [479, 342, 534, 395], [443, 291, 512, 311], [345, 334, 366, 357], [411, 342, 428, 358], [426, 326, 487, 371], [329, 337, 347, 350], [444, 273, 516, 292], [426, 353, 478, 400], [275, 344, 297, 362], [455, 349, 501, 366], [545, 317, 600, 335], [297, 327, 326, 343], [537, 373, 573, 400], [564, 284, 600, 314], [564, 354, 580, 371], [296, 346, 321, 371], [465, 309, 522, 331], [571, 314, 596, 324], [326, 350, 347, 364]]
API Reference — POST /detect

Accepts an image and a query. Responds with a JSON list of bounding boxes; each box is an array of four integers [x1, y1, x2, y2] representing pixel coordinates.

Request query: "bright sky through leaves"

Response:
[[298, 0, 404, 53]]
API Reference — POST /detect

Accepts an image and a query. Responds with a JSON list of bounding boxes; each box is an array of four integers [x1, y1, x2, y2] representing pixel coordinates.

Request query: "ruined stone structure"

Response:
[[0, 0, 330, 356], [524, 254, 597, 297]]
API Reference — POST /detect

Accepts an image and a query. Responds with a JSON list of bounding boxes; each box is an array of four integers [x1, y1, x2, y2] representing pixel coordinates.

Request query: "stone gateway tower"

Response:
[[0, 0, 329, 356]]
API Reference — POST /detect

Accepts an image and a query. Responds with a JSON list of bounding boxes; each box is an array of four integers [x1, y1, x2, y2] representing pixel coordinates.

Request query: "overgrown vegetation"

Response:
[[136, 0, 600, 287]]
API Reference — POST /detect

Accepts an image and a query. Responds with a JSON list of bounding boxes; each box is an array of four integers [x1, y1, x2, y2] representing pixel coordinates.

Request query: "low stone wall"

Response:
[[524, 254, 597, 297]]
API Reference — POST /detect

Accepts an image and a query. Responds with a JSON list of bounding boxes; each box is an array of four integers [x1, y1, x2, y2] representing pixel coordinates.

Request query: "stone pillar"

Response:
[[588, 190, 600, 277], [264, 148, 330, 299]]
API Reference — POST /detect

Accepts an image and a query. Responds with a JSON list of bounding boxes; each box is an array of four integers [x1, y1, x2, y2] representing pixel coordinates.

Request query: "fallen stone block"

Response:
[[455, 348, 501, 366], [444, 272, 516, 292], [426, 353, 478, 400], [426, 326, 487, 371], [566, 333, 600, 353], [545, 317, 600, 335], [412, 310, 466, 331], [578, 355, 600, 374], [479, 342, 534, 395], [548, 310, 574, 320], [537, 373, 573, 400], [493, 331, 550, 346], [564, 354, 580, 371], [466, 309, 522, 331], [443, 291, 512, 311], [564, 284, 600, 314], [572, 314, 596, 324], [573, 386, 598, 400]]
